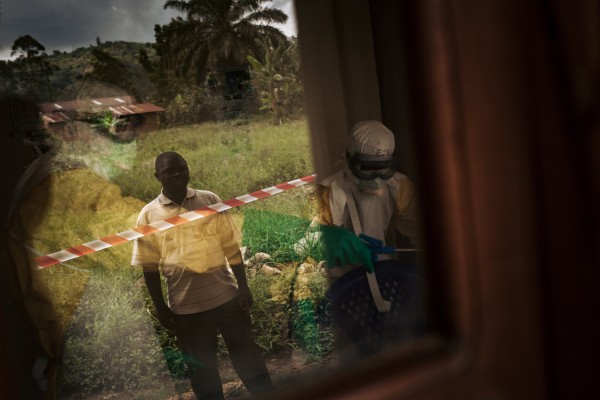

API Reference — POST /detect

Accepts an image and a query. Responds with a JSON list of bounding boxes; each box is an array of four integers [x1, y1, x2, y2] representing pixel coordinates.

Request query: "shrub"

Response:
[[247, 273, 292, 353], [163, 86, 222, 127], [276, 265, 334, 360], [243, 264, 334, 360]]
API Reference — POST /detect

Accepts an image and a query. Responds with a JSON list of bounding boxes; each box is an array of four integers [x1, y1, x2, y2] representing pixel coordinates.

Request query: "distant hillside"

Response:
[[46, 41, 157, 102]]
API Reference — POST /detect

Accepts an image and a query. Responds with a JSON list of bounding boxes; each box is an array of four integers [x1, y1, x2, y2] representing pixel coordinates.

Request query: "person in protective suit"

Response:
[[316, 120, 424, 358], [317, 120, 420, 273]]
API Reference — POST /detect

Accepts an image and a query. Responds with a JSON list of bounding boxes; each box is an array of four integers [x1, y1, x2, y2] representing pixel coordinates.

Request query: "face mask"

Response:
[[355, 177, 386, 195]]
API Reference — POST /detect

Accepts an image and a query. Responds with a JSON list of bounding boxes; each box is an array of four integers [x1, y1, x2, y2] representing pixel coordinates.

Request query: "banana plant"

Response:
[[92, 111, 123, 135]]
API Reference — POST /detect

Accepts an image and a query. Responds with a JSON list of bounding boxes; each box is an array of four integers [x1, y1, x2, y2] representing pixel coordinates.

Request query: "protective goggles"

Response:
[[347, 152, 396, 181]]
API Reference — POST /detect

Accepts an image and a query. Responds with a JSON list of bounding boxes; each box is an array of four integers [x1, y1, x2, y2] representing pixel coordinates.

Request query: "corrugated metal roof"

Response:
[[38, 96, 164, 122], [41, 111, 72, 124]]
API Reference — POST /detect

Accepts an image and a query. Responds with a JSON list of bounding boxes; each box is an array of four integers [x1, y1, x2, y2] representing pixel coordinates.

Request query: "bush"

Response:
[[240, 263, 335, 360], [270, 265, 334, 360], [247, 273, 292, 353], [163, 86, 222, 127], [240, 194, 331, 359]]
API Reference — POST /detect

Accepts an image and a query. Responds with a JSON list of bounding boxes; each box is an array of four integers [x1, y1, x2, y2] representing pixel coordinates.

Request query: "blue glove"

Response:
[[359, 233, 396, 264], [319, 225, 374, 272]]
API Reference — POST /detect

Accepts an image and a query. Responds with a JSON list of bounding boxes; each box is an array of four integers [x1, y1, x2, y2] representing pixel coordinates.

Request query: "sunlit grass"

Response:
[[29, 116, 329, 396], [112, 117, 314, 202]]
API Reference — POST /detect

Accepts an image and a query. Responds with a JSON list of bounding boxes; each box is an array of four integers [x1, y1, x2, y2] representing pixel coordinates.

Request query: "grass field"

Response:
[[28, 116, 333, 397]]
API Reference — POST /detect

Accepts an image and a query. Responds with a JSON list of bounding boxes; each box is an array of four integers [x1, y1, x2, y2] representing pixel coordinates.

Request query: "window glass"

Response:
[[1, 1, 428, 397]]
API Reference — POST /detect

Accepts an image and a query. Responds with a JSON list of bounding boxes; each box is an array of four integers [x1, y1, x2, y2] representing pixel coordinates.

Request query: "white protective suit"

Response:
[[316, 121, 420, 282]]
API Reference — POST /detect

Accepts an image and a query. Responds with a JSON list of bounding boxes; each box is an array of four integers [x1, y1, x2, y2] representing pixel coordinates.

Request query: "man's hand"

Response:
[[237, 283, 254, 310], [143, 271, 177, 331], [155, 305, 177, 332], [230, 262, 253, 310], [319, 224, 374, 272]]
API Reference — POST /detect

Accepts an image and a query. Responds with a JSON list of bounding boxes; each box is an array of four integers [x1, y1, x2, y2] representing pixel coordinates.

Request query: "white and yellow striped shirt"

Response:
[[132, 188, 242, 314]]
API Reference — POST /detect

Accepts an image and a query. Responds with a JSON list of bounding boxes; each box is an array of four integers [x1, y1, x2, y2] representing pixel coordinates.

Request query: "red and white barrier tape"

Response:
[[34, 174, 316, 269]]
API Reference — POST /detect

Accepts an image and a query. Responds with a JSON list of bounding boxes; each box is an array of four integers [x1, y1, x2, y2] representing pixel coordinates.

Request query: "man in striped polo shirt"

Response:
[[132, 151, 271, 399]]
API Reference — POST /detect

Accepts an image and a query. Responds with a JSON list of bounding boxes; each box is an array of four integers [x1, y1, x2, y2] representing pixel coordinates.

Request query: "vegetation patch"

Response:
[[23, 117, 332, 397]]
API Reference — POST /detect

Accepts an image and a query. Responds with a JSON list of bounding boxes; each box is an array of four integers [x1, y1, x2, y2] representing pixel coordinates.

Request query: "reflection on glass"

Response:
[[315, 120, 426, 361], [2, 1, 427, 398]]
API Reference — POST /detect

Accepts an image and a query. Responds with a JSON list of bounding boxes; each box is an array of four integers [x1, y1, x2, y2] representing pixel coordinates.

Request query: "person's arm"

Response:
[[393, 178, 421, 249], [316, 184, 374, 272], [143, 270, 177, 331], [230, 255, 253, 310], [218, 208, 253, 310], [315, 184, 334, 226], [223, 235, 252, 310]]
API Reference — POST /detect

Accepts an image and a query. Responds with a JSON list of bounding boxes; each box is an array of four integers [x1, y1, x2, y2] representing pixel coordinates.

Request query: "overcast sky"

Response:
[[0, 0, 297, 60]]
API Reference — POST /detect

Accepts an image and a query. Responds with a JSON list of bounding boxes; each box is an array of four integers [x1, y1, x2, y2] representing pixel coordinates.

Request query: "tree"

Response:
[[160, 0, 289, 83], [87, 48, 137, 97], [137, 48, 153, 73], [0, 60, 18, 95], [247, 36, 303, 124], [11, 34, 46, 59], [10, 35, 57, 101]]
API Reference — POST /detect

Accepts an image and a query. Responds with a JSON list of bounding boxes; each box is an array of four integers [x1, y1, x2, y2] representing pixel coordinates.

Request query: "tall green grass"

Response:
[[110, 117, 314, 203], [35, 116, 331, 396], [61, 267, 169, 396], [242, 208, 320, 263]]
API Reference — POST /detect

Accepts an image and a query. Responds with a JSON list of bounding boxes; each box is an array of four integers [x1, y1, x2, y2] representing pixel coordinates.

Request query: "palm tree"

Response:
[[161, 0, 288, 83]]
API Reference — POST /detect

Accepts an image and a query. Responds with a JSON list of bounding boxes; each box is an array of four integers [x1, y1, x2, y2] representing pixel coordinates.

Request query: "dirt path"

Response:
[[167, 348, 336, 400], [66, 349, 336, 400]]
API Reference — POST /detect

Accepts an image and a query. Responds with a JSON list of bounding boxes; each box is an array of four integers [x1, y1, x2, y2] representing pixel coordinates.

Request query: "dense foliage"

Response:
[[2, 1, 303, 128]]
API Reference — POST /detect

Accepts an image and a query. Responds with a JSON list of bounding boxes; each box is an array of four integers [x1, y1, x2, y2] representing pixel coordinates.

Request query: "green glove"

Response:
[[319, 224, 374, 272]]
